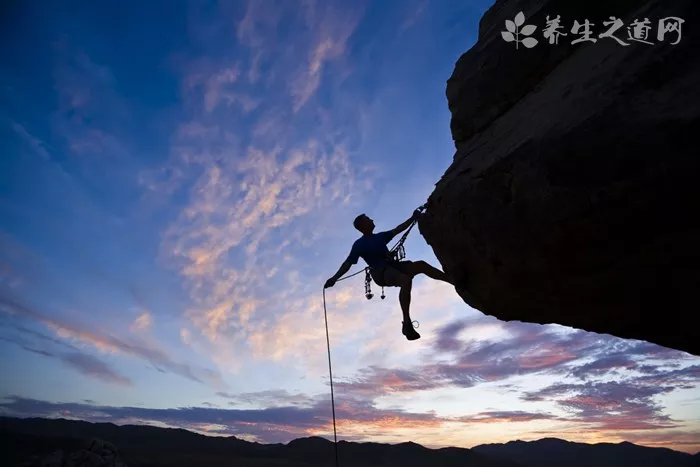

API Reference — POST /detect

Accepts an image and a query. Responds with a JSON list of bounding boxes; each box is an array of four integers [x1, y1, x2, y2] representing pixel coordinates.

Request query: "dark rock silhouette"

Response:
[[3, 417, 698, 467], [419, 0, 700, 355], [15, 436, 128, 467]]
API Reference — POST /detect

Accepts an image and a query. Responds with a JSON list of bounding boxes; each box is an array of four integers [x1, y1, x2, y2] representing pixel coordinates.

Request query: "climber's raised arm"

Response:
[[389, 209, 422, 238]]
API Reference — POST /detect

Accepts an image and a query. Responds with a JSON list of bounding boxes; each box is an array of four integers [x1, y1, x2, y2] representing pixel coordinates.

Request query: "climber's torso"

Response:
[[346, 231, 395, 269]]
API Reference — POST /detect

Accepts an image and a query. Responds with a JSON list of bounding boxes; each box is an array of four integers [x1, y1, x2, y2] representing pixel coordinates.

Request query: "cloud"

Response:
[[458, 411, 560, 424], [635, 365, 700, 388], [8, 121, 53, 161], [124, 0, 385, 381], [621, 430, 700, 449], [564, 340, 692, 381], [59, 352, 133, 386], [334, 366, 441, 396], [180, 328, 192, 345], [0, 296, 224, 388], [217, 389, 313, 408], [233, 0, 361, 112], [353, 320, 600, 390], [568, 354, 639, 379], [521, 380, 687, 431], [130, 312, 153, 332], [202, 66, 240, 112], [160, 109, 364, 370], [0, 330, 132, 386], [289, 2, 361, 112], [184, 63, 260, 114], [423, 318, 697, 388], [433, 319, 469, 353], [235, 0, 286, 85]]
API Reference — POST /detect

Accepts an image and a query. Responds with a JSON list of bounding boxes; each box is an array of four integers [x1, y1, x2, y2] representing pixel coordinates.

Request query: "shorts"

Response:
[[371, 260, 414, 287]]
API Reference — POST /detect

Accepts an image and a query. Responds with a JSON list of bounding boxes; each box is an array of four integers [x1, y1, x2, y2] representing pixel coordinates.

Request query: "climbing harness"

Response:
[[364, 204, 426, 301], [320, 204, 426, 467]]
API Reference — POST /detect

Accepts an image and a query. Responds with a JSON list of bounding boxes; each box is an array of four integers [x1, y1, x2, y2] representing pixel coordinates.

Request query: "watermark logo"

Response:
[[501, 12, 539, 49], [501, 11, 684, 48]]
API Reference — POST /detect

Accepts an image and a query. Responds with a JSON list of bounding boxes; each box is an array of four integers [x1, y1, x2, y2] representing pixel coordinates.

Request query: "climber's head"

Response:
[[353, 214, 375, 235]]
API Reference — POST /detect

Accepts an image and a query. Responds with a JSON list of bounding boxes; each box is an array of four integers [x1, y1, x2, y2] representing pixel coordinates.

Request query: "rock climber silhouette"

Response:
[[324, 209, 454, 340]]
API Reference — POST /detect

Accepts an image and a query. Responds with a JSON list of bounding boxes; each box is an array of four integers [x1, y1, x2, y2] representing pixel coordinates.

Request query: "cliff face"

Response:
[[420, 0, 700, 355]]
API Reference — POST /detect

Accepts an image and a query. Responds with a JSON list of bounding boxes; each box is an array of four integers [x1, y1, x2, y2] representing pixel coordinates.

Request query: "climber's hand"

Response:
[[324, 278, 336, 289]]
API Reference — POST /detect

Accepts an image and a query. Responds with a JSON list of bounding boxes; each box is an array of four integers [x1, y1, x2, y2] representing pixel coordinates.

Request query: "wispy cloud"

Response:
[[458, 410, 560, 424], [235, 0, 286, 85], [0, 328, 132, 386], [290, 7, 359, 112], [0, 296, 224, 388], [59, 352, 133, 386], [335, 365, 441, 396], [8, 121, 53, 161], [217, 389, 313, 408], [130, 311, 153, 332], [154, 2, 376, 375], [163, 140, 357, 344], [523, 381, 679, 431]]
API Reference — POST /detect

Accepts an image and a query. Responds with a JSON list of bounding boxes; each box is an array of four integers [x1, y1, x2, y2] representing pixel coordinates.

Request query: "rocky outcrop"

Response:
[[17, 438, 127, 467], [420, 0, 700, 355]]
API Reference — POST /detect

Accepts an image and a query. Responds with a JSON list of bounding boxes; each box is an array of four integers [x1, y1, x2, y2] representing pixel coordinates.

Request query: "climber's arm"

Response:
[[388, 210, 422, 238], [325, 247, 358, 288], [329, 260, 352, 282]]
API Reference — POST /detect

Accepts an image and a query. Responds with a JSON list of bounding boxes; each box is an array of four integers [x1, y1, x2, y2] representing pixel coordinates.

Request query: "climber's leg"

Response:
[[400, 260, 453, 284], [397, 273, 412, 324], [398, 275, 420, 341], [379, 265, 420, 341]]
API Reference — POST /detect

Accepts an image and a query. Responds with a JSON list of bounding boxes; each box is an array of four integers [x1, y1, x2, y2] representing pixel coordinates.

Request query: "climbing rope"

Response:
[[320, 204, 426, 467], [322, 287, 340, 467]]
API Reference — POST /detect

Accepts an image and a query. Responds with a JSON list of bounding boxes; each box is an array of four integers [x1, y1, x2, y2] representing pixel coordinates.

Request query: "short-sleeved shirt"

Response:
[[345, 230, 396, 269]]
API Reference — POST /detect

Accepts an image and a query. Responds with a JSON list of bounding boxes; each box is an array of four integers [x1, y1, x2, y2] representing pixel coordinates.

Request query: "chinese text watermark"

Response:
[[501, 11, 684, 49]]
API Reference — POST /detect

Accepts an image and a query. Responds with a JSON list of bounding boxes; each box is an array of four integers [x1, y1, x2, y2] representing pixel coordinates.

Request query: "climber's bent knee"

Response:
[[413, 260, 429, 271], [392, 260, 425, 276]]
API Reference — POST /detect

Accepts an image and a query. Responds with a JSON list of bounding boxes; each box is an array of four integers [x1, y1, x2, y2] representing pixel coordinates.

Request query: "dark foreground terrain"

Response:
[[2, 417, 699, 467]]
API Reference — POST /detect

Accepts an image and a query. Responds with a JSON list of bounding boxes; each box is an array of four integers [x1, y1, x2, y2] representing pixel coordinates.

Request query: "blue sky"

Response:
[[1, 0, 699, 453]]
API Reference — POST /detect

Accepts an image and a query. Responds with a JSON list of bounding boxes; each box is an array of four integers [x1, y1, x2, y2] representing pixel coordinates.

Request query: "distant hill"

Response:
[[473, 438, 700, 467], [2, 417, 698, 467], [0, 416, 516, 467]]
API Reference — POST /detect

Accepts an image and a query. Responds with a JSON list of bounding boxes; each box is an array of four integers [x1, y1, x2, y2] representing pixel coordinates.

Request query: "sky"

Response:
[[1, 0, 699, 455]]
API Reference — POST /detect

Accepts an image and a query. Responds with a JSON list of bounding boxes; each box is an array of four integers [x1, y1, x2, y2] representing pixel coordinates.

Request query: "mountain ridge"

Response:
[[472, 437, 700, 467], [2, 416, 698, 467]]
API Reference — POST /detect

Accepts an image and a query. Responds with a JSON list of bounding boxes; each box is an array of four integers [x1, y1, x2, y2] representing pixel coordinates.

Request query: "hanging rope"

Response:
[[322, 288, 340, 467], [320, 204, 426, 467]]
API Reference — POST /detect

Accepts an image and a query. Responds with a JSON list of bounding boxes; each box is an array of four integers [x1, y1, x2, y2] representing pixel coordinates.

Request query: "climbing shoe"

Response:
[[402, 321, 421, 341]]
